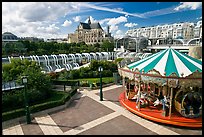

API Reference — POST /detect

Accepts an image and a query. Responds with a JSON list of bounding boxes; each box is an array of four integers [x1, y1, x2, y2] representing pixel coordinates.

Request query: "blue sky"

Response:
[[2, 2, 202, 40]]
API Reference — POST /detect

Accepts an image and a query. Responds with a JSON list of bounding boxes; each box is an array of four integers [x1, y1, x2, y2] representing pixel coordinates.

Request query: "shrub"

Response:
[[2, 90, 77, 122], [102, 70, 113, 77], [2, 108, 25, 122], [2, 89, 52, 112]]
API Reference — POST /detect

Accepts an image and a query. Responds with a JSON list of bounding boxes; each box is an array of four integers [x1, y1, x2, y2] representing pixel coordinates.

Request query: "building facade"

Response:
[[68, 17, 113, 44], [194, 20, 202, 38], [125, 20, 202, 40]]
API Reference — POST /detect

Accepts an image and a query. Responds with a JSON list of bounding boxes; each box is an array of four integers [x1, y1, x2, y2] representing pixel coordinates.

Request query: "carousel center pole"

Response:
[[137, 73, 141, 110], [122, 77, 125, 87], [169, 87, 173, 118], [123, 76, 126, 101]]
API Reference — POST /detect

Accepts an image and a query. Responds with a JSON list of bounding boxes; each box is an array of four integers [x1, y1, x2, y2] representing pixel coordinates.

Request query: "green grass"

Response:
[[56, 77, 114, 84], [77, 77, 114, 84]]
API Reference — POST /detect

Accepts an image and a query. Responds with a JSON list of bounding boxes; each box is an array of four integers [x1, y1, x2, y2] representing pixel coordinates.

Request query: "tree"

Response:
[[101, 40, 114, 52], [2, 59, 53, 111], [2, 58, 52, 92]]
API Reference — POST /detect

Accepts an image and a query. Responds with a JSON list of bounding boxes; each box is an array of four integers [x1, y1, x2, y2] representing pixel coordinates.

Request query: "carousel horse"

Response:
[[153, 95, 169, 108], [135, 92, 149, 108]]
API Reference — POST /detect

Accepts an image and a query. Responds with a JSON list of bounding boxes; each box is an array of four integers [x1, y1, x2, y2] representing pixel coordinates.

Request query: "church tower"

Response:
[[88, 16, 91, 25]]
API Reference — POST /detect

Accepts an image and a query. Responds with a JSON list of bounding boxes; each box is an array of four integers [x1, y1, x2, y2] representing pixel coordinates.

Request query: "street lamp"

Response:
[[98, 66, 103, 101], [22, 76, 31, 124]]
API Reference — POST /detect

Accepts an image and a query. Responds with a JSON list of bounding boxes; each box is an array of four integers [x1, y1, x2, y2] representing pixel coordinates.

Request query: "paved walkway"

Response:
[[2, 85, 202, 135]]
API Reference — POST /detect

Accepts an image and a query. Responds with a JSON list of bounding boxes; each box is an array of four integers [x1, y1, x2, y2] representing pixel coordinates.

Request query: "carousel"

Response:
[[118, 47, 202, 128]]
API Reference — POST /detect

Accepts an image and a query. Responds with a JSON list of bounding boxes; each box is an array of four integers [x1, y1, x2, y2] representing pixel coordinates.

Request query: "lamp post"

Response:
[[98, 66, 103, 101], [22, 76, 31, 124]]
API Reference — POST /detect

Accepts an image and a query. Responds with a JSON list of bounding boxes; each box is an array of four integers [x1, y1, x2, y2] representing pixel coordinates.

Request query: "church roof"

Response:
[[90, 23, 102, 29], [79, 22, 102, 30], [80, 22, 91, 29]]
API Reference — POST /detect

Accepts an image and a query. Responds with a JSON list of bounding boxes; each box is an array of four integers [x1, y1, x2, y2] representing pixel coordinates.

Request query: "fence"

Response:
[[2, 81, 24, 92]]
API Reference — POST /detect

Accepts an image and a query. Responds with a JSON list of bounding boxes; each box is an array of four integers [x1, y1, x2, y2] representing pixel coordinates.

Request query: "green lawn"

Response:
[[77, 77, 114, 84]]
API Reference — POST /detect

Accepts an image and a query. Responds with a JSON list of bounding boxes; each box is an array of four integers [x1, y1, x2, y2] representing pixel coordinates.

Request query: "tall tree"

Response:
[[101, 40, 114, 52]]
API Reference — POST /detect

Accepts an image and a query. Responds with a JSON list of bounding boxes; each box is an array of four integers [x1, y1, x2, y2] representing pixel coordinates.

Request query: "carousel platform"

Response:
[[119, 91, 202, 128]]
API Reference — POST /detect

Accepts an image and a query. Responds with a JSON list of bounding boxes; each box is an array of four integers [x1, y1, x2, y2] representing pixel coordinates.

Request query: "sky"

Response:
[[2, 2, 202, 40]]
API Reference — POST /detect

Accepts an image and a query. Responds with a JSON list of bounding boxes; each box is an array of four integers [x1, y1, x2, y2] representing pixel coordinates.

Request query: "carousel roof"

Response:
[[128, 48, 202, 77]]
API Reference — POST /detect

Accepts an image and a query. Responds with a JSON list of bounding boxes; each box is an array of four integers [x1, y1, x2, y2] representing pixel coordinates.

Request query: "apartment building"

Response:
[[126, 20, 202, 40]]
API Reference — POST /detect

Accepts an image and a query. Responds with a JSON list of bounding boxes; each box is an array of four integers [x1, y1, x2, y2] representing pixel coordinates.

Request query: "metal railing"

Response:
[[2, 81, 24, 92]]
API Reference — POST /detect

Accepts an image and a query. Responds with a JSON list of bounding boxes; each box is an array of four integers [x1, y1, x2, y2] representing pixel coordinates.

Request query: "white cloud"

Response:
[[83, 15, 128, 34], [2, 2, 81, 39], [140, 2, 202, 18], [102, 26, 106, 31], [124, 23, 138, 28], [110, 25, 118, 32], [107, 16, 127, 26], [116, 30, 122, 35], [197, 16, 202, 20], [107, 16, 127, 34], [17, 2, 73, 22], [99, 18, 112, 25], [113, 8, 123, 11], [80, 3, 144, 18], [73, 16, 81, 22], [114, 30, 124, 39], [125, 14, 129, 18], [174, 2, 202, 11], [62, 20, 72, 27], [140, 7, 178, 18], [37, 24, 60, 34], [2, 2, 202, 40]]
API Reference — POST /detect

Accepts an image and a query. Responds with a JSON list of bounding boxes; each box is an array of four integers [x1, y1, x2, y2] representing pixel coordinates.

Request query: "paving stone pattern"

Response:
[[2, 85, 202, 135]]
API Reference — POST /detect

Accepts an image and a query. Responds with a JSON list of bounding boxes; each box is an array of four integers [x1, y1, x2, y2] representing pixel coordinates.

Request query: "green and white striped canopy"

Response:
[[128, 48, 202, 77]]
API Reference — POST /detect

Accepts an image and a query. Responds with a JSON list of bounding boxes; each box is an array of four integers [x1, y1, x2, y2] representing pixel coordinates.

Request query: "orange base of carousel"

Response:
[[119, 91, 202, 128]]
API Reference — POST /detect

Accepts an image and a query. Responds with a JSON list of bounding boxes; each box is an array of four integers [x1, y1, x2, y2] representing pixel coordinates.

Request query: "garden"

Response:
[[2, 58, 122, 121]]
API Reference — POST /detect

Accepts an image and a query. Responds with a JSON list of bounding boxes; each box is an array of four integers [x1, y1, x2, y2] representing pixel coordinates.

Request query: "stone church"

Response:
[[68, 17, 113, 44]]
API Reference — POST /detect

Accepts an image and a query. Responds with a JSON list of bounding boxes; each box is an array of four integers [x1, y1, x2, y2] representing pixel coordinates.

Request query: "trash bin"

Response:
[[113, 73, 118, 84], [113, 72, 121, 85]]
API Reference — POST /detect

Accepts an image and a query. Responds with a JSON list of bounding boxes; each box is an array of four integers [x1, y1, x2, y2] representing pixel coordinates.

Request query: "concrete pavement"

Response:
[[2, 85, 202, 135]]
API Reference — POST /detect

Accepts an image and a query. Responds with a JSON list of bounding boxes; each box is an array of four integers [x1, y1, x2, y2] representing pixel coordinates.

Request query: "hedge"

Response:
[[2, 88, 77, 122]]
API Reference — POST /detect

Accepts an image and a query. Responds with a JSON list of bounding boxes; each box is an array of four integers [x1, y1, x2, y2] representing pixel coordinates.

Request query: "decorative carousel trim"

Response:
[[185, 70, 202, 79], [146, 69, 163, 76], [118, 68, 202, 80]]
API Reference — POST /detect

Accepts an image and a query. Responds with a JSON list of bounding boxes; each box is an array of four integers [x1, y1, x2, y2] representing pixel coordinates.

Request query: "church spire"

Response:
[[88, 16, 91, 24]]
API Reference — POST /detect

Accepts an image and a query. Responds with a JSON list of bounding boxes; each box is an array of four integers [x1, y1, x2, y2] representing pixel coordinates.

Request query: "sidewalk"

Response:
[[2, 85, 202, 135]]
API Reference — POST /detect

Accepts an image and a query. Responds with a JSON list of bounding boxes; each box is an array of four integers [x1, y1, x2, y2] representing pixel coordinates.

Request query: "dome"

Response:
[[2, 32, 18, 41]]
